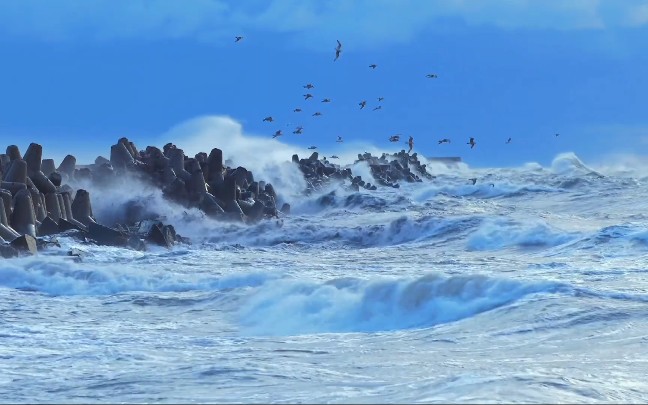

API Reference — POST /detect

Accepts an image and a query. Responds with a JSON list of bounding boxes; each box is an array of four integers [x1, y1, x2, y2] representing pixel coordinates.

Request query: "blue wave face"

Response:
[[237, 274, 570, 336]]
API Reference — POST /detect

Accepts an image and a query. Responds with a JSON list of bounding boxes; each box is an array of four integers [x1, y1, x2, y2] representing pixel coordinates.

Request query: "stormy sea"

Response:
[[2, 137, 648, 403]]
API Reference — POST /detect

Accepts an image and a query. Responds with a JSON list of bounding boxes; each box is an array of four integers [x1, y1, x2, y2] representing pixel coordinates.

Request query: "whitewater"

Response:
[[2, 150, 648, 403]]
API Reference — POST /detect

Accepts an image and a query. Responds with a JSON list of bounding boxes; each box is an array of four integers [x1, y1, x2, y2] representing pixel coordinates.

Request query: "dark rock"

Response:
[[58, 218, 87, 232], [87, 222, 128, 247], [48, 171, 62, 187], [0, 244, 19, 258], [38, 216, 60, 236], [10, 234, 38, 255]]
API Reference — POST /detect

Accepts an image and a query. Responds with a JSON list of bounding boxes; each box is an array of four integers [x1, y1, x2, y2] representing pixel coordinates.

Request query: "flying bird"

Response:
[[506, 137, 512, 144], [467, 137, 476, 149], [293, 108, 302, 112], [377, 97, 384, 102], [334, 40, 342, 61], [426, 74, 438, 78], [330, 155, 339, 159], [438, 138, 451, 144], [469, 178, 477, 185], [359, 100, 367, 109], [312, 112, 322, 117], [322, 98, 332, 103], [234, 36, 243, 42], [308, 146, 318, 150], [373, 106, 382, 111], [293, 126, 303, 135], [304, 94, 314, 100], [555, 133, 560, 137], [336, 136, 343, 143], [389, 135, 401, 142], [303, 83, 315, 89], [369, 64, 377, 69], [273, 130, 283, 138], [263, 116, 274, 122]]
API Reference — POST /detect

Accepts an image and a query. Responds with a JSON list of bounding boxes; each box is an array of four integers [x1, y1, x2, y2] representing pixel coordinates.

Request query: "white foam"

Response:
[[0, 257, 277, 296]]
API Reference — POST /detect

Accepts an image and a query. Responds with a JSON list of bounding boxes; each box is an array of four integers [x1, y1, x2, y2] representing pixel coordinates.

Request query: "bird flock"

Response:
[[233, 36, 560, 154]]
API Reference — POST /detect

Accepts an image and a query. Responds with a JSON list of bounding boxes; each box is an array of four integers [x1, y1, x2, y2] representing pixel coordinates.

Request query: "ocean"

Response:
[[1, 151, 648, 403]]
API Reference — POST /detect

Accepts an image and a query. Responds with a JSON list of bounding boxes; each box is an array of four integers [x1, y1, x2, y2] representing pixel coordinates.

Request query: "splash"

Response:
[[157, 115, 308, 203]]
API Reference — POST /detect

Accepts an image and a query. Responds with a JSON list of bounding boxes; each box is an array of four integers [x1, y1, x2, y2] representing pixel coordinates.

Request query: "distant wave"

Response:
[[467, 218, 579, 251], [202, 213, 481, 248], [0, 257, 278, 296]]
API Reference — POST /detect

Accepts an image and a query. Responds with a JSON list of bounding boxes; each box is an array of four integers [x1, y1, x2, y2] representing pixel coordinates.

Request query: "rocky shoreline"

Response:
[[1, 138, 435, 257]]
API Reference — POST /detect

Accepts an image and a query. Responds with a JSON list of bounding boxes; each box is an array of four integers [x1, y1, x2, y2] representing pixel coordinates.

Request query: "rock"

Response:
[[58, 218, 87, 232], [10, 234, 38, 255], [38, 216, 60, 236], [0, 244, 19, 258], [139, 220, 175, 248], [87, 222, 128, 247]]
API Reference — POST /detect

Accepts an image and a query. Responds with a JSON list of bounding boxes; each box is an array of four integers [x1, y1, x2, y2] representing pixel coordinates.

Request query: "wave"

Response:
[[0, 257, 278, 296], [467, 218, 578, 251], [238, 273, 569, 336], [550, 152, 605, 178], [557, 224, 648, 253], [202, 213, 481, 248]]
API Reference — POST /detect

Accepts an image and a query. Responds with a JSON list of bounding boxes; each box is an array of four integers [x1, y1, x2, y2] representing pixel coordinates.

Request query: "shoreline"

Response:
[[1, 138, 448, 257]]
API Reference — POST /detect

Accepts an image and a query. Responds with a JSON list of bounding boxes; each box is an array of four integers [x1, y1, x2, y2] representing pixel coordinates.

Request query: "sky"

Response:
[[1, 0, 648, 168]]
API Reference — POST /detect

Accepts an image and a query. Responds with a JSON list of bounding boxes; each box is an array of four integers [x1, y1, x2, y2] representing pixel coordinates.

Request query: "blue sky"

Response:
[[1, 0, 648, 167]]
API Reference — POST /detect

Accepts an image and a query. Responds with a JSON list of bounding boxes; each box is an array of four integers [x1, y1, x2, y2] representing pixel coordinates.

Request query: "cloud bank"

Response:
[[1, 0, 647, 46]]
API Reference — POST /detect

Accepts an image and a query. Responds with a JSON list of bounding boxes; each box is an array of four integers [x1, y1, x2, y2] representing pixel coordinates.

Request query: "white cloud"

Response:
[[1, 0, 647, 46]]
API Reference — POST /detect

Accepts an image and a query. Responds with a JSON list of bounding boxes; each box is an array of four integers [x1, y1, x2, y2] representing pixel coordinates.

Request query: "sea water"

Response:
[[1, 152, 647, 403]]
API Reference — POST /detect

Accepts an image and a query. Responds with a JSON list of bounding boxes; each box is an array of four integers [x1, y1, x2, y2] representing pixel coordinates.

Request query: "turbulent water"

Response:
[[2, 152, 648, 403]]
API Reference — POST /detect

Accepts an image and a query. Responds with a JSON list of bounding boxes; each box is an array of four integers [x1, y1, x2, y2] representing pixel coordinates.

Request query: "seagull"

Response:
[[330, 155, 339, 159], [312, 112, 322, 117], [373, 105, 382, 111], [293, 108, 302, 112], [377, 97, 384, 102], [389, 134, 401, 142], [426, 74, 438, 78], [467, 137, 476, 149], [334, 40, 342, 61], [438, 138, 451, 144], [506, 137, 512, 144], [359, 100, 367, 109], [555, 133, 560, 137], [322, 98, 332, 103], [263, 116, 274, 122], [303, 83, 315, 89], [273, 130, 283, 138], [336, 136, 343, 143], [308, 146, 318, 150], [304, 93, 314, 100], [469, 178, 477, 185], [235, 36, 243, 42], [369, 64, 377, 69], [293, 126, 303, 135]]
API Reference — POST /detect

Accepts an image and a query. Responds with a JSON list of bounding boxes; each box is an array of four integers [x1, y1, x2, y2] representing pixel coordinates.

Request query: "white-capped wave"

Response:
[[238, 273, 568, 336], [0, 257, 277, 296], [467, 217, 578, 251]]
